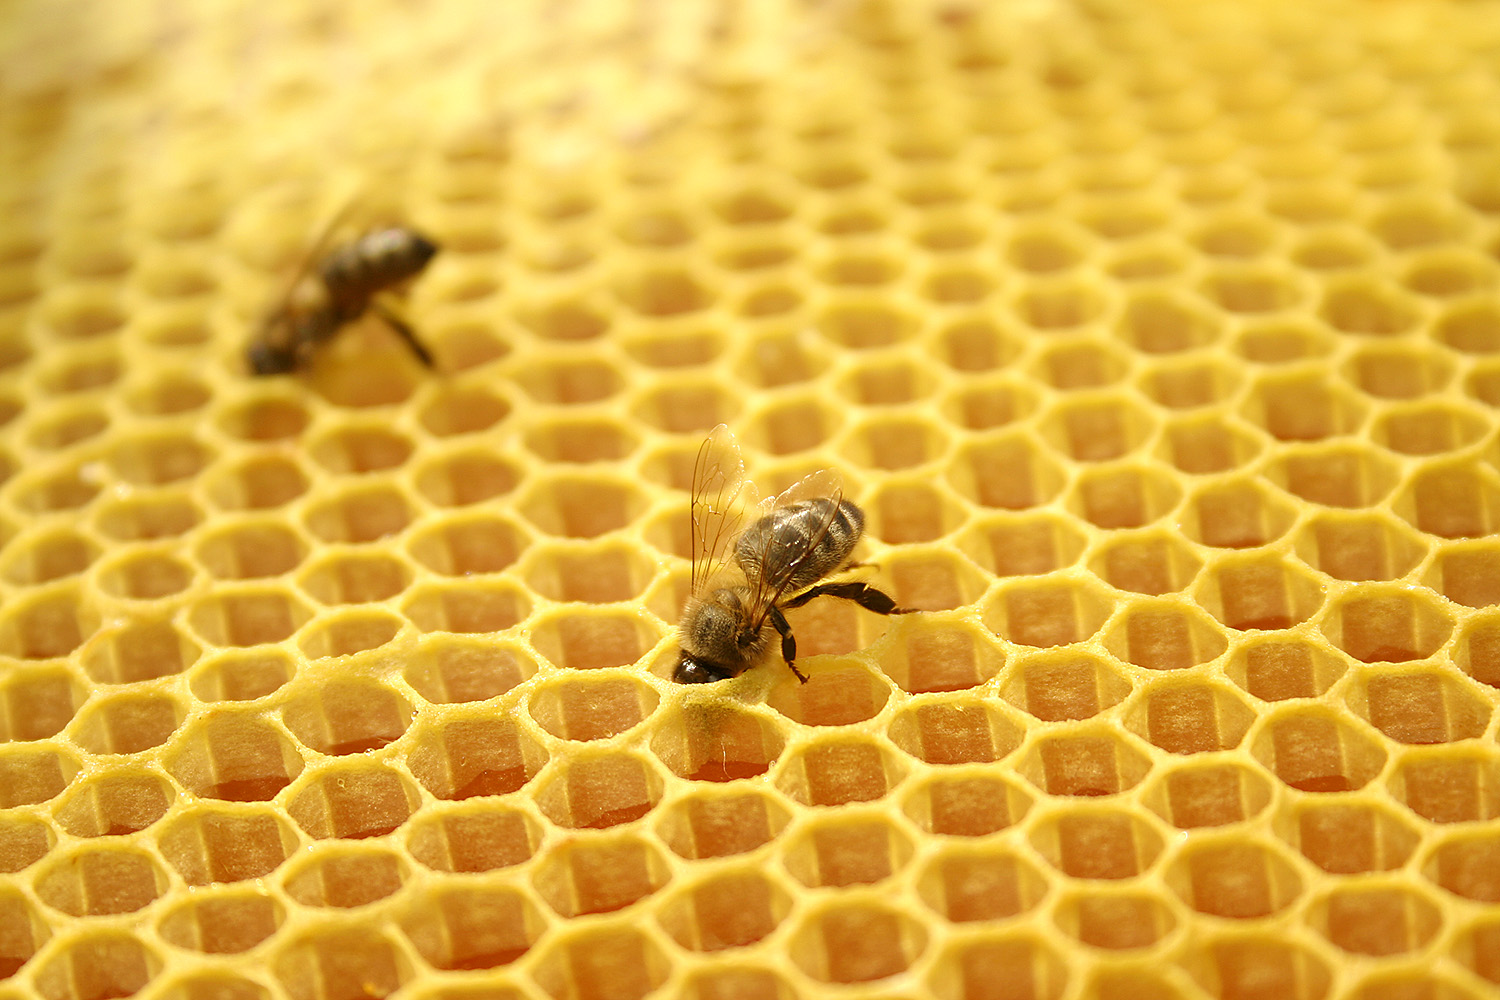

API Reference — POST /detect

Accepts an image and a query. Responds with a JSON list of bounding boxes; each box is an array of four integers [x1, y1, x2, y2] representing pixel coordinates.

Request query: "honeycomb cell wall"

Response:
[[1, 1, 1499, 999]]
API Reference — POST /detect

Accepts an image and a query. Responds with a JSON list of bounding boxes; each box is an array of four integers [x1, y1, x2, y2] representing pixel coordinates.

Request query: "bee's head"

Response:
[[673, 651, 729, 684], [246, 339, 298, 376]]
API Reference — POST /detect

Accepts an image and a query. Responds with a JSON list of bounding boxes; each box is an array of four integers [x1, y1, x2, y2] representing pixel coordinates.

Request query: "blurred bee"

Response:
[[674, 425, 917, 684], [248, 213, 439, 375]]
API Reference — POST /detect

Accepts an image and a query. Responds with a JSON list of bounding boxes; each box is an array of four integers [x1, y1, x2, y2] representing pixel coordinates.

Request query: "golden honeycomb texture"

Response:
[[1, 0, 1500, 998]]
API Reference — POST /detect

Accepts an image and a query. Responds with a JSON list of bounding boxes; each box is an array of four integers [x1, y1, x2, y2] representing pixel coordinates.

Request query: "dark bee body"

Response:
[[675, 428, 916, 685], [248, 226, 439, 375]]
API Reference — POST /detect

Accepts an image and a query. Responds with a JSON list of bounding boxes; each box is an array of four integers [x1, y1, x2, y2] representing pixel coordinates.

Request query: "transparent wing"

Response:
[[688, 424, 752, 595], [742, 467, 843, 628], [264, 201, 358, 321]]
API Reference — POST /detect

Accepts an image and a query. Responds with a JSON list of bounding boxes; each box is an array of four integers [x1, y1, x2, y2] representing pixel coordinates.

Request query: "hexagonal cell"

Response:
[[1310, 885, 1445, 958], [0, 888, 47, 980], [522, 542, 657, 605], [1070, 465, 1182, 530], [658, 868, 793, 954], [783, 812, 914, 889], [631, 381, 738, 434], [1012, 281, 1103, 332], [0, 747, 76, 807], [1251, 707, 1387, 792], [732, 329, 832, 389], [413, 448, 521, 506], [1195, 554, 1325, 632], [273, 927, 410, 1000], [216, 395, 311, 441], [843, 414, 951, 472], [1224, 639, 1348, 702], [307, 425, 413, 474], [936, 317, 1022, 373], [1040, 398, 1154, 463], [94, 493, 202, 540], [1117, 291, 1222, 354], [304, 484, 413, 543], [188, 588, 312, 647], [157, 889, 283, 953], [928, 934, 1069, 1000], [1016, 729, 1153, 798], [406, 805, 540, 873], [999, 652, 1132, 722], [106, 433, 213, 486], [530, 610, 659, 670], [0, 587, 97, 661], [402, 637, 534, 703], [536, 751, 663, 830], [519, 476, 647, 538], [1320, 278, 1420, 336], [95, 549, 195, 601], [1428, 543, 1500, 610], [916, 844, 1049, 925], [622, 327, 725, 370], [37, 349, 120, 396], [8, 464, 100, 514], [1456, 613, 1500, 690], [1374, 402, 1489, 457], [1102, 602, 1228, 672], [402, 581, 531, 635], [32, 931, 162, 1000], [1266, 446, 1401, 510], [1345, 343, 1454, 400], [835, 356, 939, 407], [1293, 512, 1425, 582], [54, 763, 164, 844], [72, 691, 183, 755], [1276, 800, 1421, 874], [0, 528, 99, 585], [530, 926, 670, 1000], [1435, 300, 1500, 353], [1034, 339, 1130, 391], [790, 902, 928, 984], [533, 835, 670, 917], [1164, 837, 1303, 919], [400, 884, 545, 970], [205, 455, 309, 510], [187, 649, 293, 702], [417, 386, 510, 436], [957, 514, 1087, 579], [524, 417, 639, 465], [165, 712, 303, 802], [982, 579, 1111, 649], [1243, 373, 1365, 442], [887, 699, 1023, 765], [947, 434, 1066, 511], [655, 789, 792, 861], [407, 715, 547, 802], [1141, 760, 1274, 830], [1028, 804, 1165, 880], [35, 845, 168, 916], [1182, 934, 1332, 1000], [528, 674, 659, 742], [286, 762, 420, 840], [0, 667, 86, 742], [737, 396, 839, 457], [1053, 890, 1178, 951], [1320, 587, 1453, 663], [876, 550, 987, 613], [1395, 461, 1500, 539], [81, 618, 199, 684], [297, 551, 411, 606], [816, 299, 918, 350], [1424, 828, 1500, 905], [943, 378, 1039, 434], [875, 620, 1004, 695], [1349, 668, 1491, 744], [1124, 681, 1256, 756], [776, 737, 904, 808], [1089, 533, 1203, 595], [407, 515, 525, 577], [156, 806, 299, 885], [648, 701, 786, 783]]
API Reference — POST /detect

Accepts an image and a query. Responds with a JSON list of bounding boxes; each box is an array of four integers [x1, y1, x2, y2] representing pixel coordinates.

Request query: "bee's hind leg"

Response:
[[372, 302, 435, 367], [768, 605, 809, 683], [783, 580, 918, 616]]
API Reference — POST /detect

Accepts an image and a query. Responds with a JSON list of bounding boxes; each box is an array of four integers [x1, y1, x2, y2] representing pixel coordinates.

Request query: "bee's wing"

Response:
[[262, 201, 358, 325], [689, 424, 753, 595], [742, 467, 843, 628]]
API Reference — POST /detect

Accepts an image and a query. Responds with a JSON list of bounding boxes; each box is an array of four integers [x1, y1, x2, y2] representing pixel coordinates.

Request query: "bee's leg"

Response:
[[767, 605, 809, 683], [783, 581, 917, 616], [372, 303, 435, 367]]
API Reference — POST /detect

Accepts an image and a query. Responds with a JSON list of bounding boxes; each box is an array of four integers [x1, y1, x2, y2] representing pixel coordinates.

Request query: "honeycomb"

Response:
[[2, 0, 1500, 997]]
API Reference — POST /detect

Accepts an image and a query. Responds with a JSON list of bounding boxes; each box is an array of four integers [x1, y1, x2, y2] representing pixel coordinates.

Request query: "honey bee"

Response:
[[248, 214, 439, 375], [674, 425, 917, 684]]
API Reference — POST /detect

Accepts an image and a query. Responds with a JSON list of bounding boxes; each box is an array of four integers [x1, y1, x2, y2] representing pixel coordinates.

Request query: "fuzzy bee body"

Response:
[[249, 225, 438, 376], [674, 427, 916, 685]]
